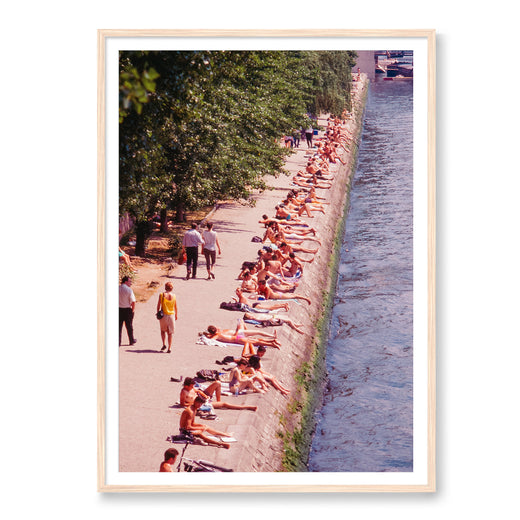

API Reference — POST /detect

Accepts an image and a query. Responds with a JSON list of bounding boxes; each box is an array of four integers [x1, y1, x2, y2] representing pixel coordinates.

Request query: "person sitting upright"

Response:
[[179, 396, 232, 449], [180, 377, 257, 411], [228, 358, 266, 394]]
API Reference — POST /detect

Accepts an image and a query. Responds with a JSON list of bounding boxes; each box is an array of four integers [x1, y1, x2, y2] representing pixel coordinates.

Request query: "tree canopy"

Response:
[[119, 50, 357, 255]]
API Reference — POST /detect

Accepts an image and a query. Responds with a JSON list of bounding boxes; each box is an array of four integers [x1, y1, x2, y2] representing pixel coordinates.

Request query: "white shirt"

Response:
[[202, 230, 218, 251], [119, 282, 136, 308], [182, 229, 204, 248]]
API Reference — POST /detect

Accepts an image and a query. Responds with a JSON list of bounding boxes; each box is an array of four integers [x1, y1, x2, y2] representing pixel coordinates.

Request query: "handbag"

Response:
[[177, 250, 187, 265], [156, 293, 164, 320]]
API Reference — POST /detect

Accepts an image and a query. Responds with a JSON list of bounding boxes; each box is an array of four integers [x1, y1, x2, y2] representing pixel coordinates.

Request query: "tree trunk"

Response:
[[134, 220, 149, 257], [160, 208, 168, 233], [175, 201, 187, 223]]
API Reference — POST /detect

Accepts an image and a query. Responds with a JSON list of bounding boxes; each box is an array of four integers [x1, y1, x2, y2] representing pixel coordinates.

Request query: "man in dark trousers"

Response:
[[119, 275, 136, 346], [182, 223, 204, 279]]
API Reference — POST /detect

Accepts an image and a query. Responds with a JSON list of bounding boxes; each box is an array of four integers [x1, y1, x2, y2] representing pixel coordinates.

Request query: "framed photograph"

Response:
[[98, 29, 435, 492]]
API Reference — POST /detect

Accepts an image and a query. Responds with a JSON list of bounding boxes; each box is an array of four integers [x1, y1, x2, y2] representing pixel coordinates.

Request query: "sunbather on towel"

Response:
[[257, 278, 312, 305], [243, 311, 304, 334], [180, 377, 257, 411], [203, 318, 282, 348], [228, 358, 266, 394], [234, 288, 290, 312], [255, 264, 297, 293], [179, 396, 232, 448]]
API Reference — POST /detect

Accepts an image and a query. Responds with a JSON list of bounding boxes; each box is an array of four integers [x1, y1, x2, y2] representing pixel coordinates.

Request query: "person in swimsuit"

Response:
[[204, 318, 281, 348], [257, 279, 312, 305], [274, 204, 302, 221], [255, 262, 297, 292], [159, 448, 179, 472], [279, 241, 318, 257], [179, 396, 232, 449], [119, 247, 137, 273], [243, 311, 304, 334], [248, 354, 290, 396], [228, 359, 265, 394], [234, 287, 290, 312], [259, 215, 313, 230], [284, 252, 304, 277], [275, 225, 322, 246], [240, 271, 258, 293], [180, 377, 257, 411]]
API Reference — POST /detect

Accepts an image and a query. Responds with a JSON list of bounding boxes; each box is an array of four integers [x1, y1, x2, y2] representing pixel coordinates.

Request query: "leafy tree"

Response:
[[119, 50, 357, 256], [304, 51, 357, 116], [119, 52, 159, 123]]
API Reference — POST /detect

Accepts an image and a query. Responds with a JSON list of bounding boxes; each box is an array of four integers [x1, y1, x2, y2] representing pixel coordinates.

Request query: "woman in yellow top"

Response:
[[157, 282, 178, 353]]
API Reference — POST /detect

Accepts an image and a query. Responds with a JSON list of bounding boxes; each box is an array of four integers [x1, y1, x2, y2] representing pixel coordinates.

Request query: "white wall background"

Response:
[[1, 1, 518, 516]]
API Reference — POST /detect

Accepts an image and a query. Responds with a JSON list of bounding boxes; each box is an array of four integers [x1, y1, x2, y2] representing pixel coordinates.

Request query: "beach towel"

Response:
[[206, 435, 237, 443], [271, 298, 303, 305], [196, 335, 237, 348]]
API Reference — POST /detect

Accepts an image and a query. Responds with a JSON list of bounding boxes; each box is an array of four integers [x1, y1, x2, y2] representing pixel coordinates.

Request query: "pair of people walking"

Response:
[[120, 274, 178, 354], [182, 222, 221, 280], [120, 221, 220, 353]]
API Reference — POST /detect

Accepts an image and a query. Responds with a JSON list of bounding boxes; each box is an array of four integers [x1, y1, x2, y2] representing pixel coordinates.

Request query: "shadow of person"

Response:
[[126, 349, 165, 354]]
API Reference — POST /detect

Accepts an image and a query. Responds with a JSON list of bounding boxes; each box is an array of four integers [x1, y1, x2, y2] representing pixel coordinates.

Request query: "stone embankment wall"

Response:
[[240, 75, 370, 472]]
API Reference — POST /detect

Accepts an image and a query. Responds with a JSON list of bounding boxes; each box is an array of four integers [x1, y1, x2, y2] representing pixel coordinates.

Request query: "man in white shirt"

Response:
[[182, 223, 204, 279], [119, 276, 137, 346]]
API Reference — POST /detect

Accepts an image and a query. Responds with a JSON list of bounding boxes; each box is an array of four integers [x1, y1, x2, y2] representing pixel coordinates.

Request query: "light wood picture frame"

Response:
[[98, 29, 436, 492]]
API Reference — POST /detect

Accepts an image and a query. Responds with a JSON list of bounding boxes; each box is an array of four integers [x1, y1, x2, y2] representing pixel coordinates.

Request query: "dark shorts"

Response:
[[203, 248, 216, 265]]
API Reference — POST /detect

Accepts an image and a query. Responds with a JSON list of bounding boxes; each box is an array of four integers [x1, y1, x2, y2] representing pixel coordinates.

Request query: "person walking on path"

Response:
[[182, 223, 204, 279], [202, 222, 221, 280], [305, 124, 314, 148], [119, 276, 137, 346], [157, 282, 178, 353]]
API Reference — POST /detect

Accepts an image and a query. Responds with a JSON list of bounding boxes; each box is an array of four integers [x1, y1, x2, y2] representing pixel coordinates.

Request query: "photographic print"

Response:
[[98, 30, 435, 492]]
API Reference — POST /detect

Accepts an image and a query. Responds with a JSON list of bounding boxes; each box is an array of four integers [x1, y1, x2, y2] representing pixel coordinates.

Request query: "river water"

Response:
[[308, 75, 414, 472]]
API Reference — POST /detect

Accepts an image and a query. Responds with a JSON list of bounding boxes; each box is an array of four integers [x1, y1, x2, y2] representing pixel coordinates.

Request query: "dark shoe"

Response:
[[166, 350, 171, 353], [186, 272, 190, 280], [211, 272, 215, 279], [161, 345, 167, 351], [170, 376, 183, 382], [131, 339, 137, 345]]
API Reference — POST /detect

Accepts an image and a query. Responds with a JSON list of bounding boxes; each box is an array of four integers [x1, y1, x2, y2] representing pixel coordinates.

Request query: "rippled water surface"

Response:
[[308, 76, 413, 472]]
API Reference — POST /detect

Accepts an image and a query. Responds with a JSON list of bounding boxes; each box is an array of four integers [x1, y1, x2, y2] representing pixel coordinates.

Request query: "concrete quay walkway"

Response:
[[118, 77, 368, 474]]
